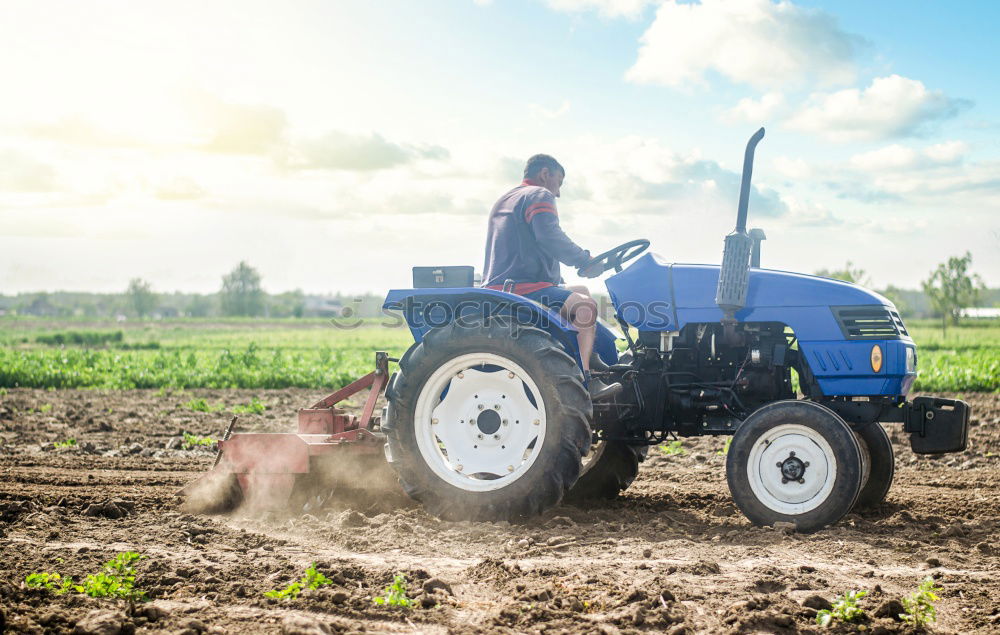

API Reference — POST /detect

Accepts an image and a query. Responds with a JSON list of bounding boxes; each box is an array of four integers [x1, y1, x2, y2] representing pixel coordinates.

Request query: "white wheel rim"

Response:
[[414, 352, 546, 492], [747, 423, 837, 515]]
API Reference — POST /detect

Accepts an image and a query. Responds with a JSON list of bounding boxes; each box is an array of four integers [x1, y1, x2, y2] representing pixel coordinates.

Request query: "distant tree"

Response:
[[126, 278, 157, 317], [220, 262, 265, 317], [879, 284, 910, 316], [269, 290, 305, 318], [186, 294, 214, 317], [21, 292, 58, 316], [814, 261, 871, 286], [921, 251, 985, 333]]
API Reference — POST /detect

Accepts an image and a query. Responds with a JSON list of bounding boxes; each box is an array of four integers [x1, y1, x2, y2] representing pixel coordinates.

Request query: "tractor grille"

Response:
[[833, 306, 908, 340]]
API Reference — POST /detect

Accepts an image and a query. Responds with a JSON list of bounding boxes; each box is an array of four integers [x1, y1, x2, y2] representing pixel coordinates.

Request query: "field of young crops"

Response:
[[0, 317, 997, 391]]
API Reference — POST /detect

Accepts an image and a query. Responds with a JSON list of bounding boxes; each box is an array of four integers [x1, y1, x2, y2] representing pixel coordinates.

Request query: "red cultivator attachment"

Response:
[[180, 352, 397, 514]]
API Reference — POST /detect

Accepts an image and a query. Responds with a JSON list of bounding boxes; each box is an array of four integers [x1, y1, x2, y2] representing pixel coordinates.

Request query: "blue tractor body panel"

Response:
[[383, 287, 622, 367], [604, 253, 916, 397]]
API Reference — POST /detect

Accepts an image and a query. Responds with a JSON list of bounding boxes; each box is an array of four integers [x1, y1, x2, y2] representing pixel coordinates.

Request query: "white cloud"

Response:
[[626, 0, 862, 89], [196, 97, 288, 155], [923, 140, 968, 163], [812, 140, 996, 207], [154, 177, 207, 201], [529, 100, 572, 119], [788, 75, 970, 142], [545, 0, 655, 19], [0, 150, 59, 192], [848, 141, 968, 172], [778, 194, 842, 227], [772, 156, 812, 179], [723, 92, 787, 123], [285, 131, 450, 172], [559, 135, 788, 219]]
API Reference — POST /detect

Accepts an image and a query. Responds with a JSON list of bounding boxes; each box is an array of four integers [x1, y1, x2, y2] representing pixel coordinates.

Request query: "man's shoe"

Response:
[[586, 374, 622, 402], [589, 352, 609, 372]]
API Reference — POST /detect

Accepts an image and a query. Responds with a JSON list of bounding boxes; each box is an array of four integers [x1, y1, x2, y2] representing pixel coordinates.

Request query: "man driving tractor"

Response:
[[482, 154, 622, 401]]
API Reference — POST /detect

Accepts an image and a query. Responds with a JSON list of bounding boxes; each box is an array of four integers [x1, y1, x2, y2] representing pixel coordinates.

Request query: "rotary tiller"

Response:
[[179, 352, 393, 513]]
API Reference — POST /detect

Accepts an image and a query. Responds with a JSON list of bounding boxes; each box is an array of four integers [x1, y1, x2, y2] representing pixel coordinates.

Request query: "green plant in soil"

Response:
[[181, 432, 214, 450], [232, 396, 267, 414], [184, 398, 223, 413], [716, 437, 732, 455], [373, 574, 412, 607], [900, 577, 942, 627], [816, 589, 867, 627], [24, 572, 74, 594], [264, 563, 333, 600], [25, 552, 146, 602], [658, 440, 685, 456], [53, 438, 77, 449]]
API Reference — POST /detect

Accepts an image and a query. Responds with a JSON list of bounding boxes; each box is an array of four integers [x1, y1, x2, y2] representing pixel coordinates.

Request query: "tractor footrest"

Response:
[[902, 396, 970, 454]]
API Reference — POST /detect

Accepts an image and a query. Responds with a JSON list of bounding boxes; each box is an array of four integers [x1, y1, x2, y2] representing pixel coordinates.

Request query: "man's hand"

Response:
[[577, 259, 605, 279]]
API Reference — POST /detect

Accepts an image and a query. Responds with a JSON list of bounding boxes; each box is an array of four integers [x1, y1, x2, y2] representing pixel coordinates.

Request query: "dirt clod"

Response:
[[72, 609, 128, 635], [874, 599, 906, 620], [422, 577, 453, 596], [280, 615, 331, 635], [802, 594, 833, 611]]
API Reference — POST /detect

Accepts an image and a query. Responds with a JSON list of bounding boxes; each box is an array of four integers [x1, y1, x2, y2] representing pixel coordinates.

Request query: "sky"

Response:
[[1, 0, 998, 295]]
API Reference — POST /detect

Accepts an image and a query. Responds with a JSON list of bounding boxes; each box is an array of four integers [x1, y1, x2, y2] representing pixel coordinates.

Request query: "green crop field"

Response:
[[904, 320, 1000, 392], [0, 318, 414, 390], [0, 316, 996, 392]]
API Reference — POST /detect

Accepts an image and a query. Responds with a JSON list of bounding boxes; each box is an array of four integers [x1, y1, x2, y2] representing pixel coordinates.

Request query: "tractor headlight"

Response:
[[905, 347, 916, 373], [870, 344, 883, 373]]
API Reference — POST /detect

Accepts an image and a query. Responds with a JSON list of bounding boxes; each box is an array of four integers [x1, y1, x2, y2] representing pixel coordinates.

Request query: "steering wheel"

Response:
[[577, 239, 650, 277]]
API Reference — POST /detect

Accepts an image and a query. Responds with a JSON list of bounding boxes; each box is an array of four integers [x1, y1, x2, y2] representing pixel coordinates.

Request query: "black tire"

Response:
[[726, 400, 863, 533], [565, 441, 648, 501], [852, 422, 894, 509], [385, 316, 592, 521]]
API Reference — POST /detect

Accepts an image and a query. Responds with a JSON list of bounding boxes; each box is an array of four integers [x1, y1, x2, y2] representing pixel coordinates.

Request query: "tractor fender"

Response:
[[383, 287, 620, 367]]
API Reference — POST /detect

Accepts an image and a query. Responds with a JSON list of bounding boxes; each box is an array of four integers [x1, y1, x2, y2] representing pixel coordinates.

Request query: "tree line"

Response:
[[2, 255, 995, 325], [1, 262, 386, 320]]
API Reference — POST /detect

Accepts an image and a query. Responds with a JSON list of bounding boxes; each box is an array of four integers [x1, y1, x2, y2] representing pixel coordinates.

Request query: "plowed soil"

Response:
[[1, 389, 998, 634]]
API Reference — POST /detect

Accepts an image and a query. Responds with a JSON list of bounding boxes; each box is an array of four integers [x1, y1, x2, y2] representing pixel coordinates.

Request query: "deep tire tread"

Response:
[[853, 422, 895, 509], [386, 317, 592, 522]]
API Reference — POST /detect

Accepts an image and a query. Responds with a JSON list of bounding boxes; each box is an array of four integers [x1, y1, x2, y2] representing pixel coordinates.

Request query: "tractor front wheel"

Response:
[[726, 400, 863, 533], [385, 317, 592, 521], [852, 422, 894, 509]]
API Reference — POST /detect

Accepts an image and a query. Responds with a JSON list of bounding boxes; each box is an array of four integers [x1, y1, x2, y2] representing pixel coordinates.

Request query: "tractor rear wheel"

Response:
[[385, 316, 592, 521], [852, 422, 894, 509], [565, 441, 648, 501], [726, 400, 863, 533]]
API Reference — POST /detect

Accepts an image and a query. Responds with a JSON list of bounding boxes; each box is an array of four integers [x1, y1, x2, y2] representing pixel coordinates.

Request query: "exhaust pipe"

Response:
[[715, 127, 765, 327]]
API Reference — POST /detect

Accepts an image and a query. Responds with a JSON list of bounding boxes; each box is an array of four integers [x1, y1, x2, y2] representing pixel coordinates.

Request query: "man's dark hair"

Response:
[[523, 154, 565, 179]]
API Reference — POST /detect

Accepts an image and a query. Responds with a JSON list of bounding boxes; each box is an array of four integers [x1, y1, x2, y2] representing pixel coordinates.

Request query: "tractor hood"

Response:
[[605, 253, 895, 339]]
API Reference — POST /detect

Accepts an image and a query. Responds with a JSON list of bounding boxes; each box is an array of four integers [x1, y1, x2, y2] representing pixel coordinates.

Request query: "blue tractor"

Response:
[[380, 129, 970, 532]]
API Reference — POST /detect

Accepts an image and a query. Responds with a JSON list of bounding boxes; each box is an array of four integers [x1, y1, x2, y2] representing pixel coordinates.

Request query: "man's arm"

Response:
[[529, 211, 591, 267]]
